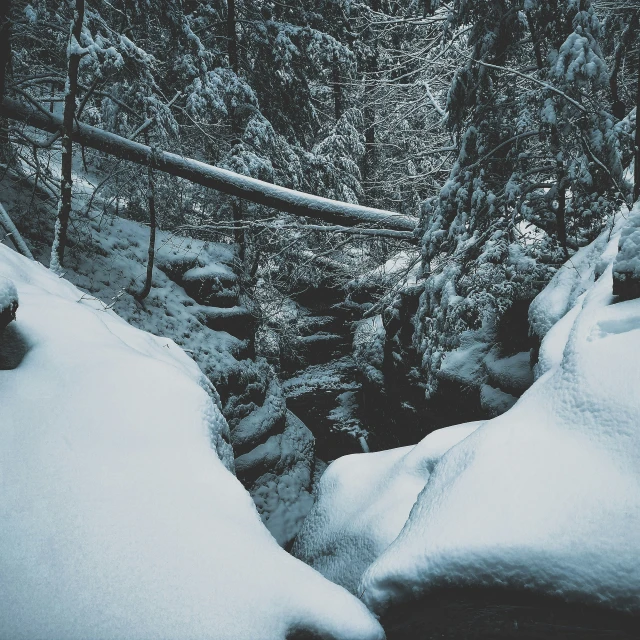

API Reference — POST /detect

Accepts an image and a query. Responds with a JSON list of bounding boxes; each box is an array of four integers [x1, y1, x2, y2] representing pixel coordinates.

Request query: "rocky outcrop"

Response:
[[275, 282, 369, 461], [236, 411, 318, 549], [154, 243, 316, 545]]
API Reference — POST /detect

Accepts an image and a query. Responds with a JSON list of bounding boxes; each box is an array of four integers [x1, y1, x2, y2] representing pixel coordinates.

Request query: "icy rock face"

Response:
[[360, 221, 640, 616], [0, 244, 384, 640], [613, 208, 640, 301], [0, 275, 18, 331], [292, 422, 482, 593]]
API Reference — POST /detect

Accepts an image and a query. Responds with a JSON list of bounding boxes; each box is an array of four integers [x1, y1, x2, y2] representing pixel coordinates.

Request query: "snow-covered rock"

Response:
[[0, 244, 383, 640], [358, 221, 640, 616], [0, 275, 18, 331], [240, 410, 317, 548], [292, 422, 482, 594]]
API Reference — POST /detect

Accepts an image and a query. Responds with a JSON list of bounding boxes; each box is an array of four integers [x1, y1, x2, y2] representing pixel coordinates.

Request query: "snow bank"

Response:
[[529, 215, 622, 340], [292, 422, 482, 594], [0, 245, 383, 640], [359, 220, 640, 616], [1, 168, 317, 546]]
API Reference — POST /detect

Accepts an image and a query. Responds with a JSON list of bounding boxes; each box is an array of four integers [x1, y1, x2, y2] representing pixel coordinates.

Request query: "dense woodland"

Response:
[[2, 1, 640, 639]]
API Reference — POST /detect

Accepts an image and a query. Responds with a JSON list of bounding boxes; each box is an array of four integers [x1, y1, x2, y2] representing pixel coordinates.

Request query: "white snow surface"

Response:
[[529, 214, 624, 341], [359, 222, 640, 615], [292, 422, 482, 594], [0, 245, 383, 640]]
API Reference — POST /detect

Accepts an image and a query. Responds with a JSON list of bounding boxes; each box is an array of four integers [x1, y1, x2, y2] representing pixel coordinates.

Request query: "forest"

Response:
[[1, 0, 640, 638]]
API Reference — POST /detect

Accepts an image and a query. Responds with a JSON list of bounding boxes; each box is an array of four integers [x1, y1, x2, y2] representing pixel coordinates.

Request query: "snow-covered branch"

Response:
[[1, 97, 418, 233]]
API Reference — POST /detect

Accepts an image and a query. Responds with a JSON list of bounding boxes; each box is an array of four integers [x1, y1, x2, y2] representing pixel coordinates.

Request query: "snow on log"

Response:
[[1, 97, 418, 234]]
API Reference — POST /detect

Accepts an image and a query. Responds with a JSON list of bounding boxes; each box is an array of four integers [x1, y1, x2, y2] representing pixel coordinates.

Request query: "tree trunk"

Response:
[[232, 198, 245, 262], [226, 0, 246, 260], [0, 201, 34, 259], [362, 0, 380, 192], [635, 58, 640, 202], [551, 124, 569, 257], [363, 51, 377, 187], [1, 96, 417, 232], [227, 0, 239, 139], [610, 13, 637, 120], [227, 0, 238, 75], [332, 49, 342, 121], [51, 0, 85, 270], [526, 10, 544, 71], [555, 165, 568, 257], [0, 0, 11, 102], [137, 143, 156, 300]]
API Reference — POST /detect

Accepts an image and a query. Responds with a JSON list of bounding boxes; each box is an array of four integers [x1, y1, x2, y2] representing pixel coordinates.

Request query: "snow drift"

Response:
[[297, 212, 640, 618], [359, 216, 640, 615], [0, 244, 383, 640], [292, 421, 482, 593]]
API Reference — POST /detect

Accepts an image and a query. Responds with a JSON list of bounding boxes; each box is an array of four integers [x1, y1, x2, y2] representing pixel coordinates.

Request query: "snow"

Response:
[[283, 357, 359, 400], [0, 275, 18, 316], [532, 216, 623, 378], [529, 215, 623, 341], [182, 261, 237, 283], [479, 383, 517, 416], [358, 222, 640, 616], [483, 349, 533, 395], [292, 422, 482, 594], [1, 167, 318, 546], [3, 96, 418, 232], [0, 244, 383, 640], [242, 411, 317, 547], [438, 329, 491, 387]]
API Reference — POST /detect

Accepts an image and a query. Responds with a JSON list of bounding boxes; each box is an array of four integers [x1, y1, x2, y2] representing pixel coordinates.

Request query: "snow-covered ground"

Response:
[[296, 212, 640, 617], [292, 421, 482, 594], [0, 244, 383, 640], [1, 167, 319, 547]]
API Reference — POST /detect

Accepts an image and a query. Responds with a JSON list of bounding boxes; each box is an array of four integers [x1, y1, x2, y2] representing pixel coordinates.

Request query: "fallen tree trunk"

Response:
[[1, 97, 418, 234]]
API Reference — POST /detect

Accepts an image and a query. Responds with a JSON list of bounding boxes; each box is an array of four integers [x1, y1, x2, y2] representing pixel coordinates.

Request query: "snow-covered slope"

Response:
[[358, 218, 640, 615], [0, 244, 383, 640], [0, 168, 318, 547], [295, 214, 640, 619], [292, 421, 482, 594]]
